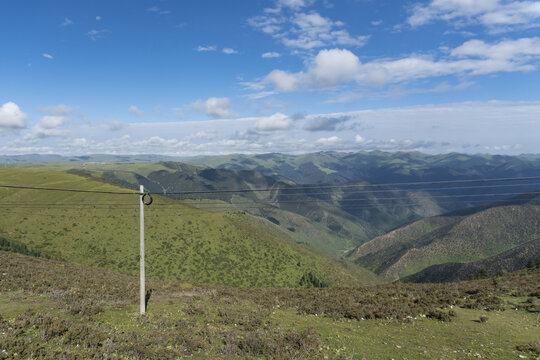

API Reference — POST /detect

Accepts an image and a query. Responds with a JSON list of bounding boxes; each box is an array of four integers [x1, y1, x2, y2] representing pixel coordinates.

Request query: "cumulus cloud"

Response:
[[355, 135, 366, 143], [222, 48, 238, 54], [408, 0, 540, 32], [192, 97, 234, 118], [0, 102, 27, 131], [38, 104, 77, 116], [43, 53, 53, 59], [30, 115, 70, 138], [39, 115, 68, 129], [254, 112, 294, 133], [308, 48, 362, 87], [264, 69, 302, 92], [128, 105, 144, 116], [259, 38, 540, 92], [262, 52, 281, 58]]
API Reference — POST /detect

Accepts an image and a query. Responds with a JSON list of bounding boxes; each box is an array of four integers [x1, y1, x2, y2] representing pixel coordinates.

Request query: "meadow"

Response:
[[1, 250, 538, 359]]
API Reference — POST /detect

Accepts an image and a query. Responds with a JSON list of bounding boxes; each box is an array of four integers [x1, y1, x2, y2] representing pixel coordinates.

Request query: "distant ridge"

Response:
[[347, 191, 540, 280]]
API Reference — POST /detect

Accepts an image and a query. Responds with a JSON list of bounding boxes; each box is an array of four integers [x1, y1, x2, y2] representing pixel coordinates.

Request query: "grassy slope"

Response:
[[1, 250, 539, 359], [348, 196, 540, 280], [402, 239, 540, 283], [64, 162, 461, 257], [0, 168, 380, 287], [23, 162, 370, 257]]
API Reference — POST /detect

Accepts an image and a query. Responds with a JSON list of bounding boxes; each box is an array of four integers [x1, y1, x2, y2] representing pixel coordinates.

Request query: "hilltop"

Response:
[[0, 168, 379, 288]]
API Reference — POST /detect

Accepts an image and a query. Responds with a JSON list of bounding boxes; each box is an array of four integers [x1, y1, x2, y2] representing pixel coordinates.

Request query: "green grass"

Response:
[[1, 250, 539, 359], [0, 168, 379, 287]]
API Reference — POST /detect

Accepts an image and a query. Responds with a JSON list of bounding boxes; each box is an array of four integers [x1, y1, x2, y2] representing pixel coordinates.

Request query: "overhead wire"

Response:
[[2, 175, 540, 196]]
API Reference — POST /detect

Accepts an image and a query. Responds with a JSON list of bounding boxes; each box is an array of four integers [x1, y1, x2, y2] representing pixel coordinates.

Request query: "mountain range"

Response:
[[2, 150, 540, 283]]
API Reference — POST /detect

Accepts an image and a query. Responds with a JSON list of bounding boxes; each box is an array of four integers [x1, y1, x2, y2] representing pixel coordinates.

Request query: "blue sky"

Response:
[[1, 0, 540, 156]]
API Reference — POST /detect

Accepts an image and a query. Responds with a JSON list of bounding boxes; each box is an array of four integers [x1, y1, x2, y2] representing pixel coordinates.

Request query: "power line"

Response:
[[1, 190, 539, 208], [0, 184, 139, 195], [151, 176, 540, 195], [1, 176, 540, 196]]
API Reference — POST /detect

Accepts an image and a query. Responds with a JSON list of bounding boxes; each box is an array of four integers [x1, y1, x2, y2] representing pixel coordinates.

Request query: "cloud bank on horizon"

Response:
[[1, 0, 540, 156]]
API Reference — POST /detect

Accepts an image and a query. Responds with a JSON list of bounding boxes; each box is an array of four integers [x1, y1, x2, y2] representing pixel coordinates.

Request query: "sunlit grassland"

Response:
[[0, 168, 379, 287]]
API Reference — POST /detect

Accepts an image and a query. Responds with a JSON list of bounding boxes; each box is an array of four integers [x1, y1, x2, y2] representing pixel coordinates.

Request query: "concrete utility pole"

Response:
[[139, 185, 146, 315]]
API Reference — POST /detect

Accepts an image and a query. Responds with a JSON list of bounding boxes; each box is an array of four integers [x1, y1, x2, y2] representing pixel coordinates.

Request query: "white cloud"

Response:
[[3, 101, 540, 156], [282, 12, 369, 49], [264, 69, 302, 92], [128, 105, 145, 116], [192, 97, 234, 118], [87, 29, 108, 40], [262, 52, 281, 58], [60, 18, 73, 27], [259, 38, 540, 92], [222, 48, 238, 54], [278, 0, 308, 10], [197, 45, 217, 52], [96, 16, 102, 21], [255, 112, 293, 132], [315, 136, 341, 146], [309, 48, 362, 87], [43, 53, 53, 59], [38, 104, 77, 116], [38, 115, 68, 129], [30, 115, 70, 138], [0, 102, 27, 131], [247, 15, 284, 34], [451, 37, 540, 59], [249, 9, 369, 50], [408, 0, 540, 32], [354, 135, 373, 145]]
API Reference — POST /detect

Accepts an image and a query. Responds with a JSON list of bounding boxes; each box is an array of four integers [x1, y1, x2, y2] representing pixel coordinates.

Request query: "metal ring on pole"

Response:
[[142, 192, 153, 206]]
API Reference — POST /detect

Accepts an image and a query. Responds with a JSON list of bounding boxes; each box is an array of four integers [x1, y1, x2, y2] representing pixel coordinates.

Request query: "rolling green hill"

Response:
[[65, 161, 463, 257], [401, 239, 540, 283], [347, 193, 540, 280], [0, 168, 380, 287]]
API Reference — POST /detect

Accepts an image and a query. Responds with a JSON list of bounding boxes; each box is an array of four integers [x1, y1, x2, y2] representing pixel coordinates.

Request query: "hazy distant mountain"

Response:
[[186, 151, 540, 186], [0, 154, 184, 164]]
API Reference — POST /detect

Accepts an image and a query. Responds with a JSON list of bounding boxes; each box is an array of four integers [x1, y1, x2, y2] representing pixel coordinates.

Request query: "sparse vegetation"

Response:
[[1, 251, 539, 359]]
